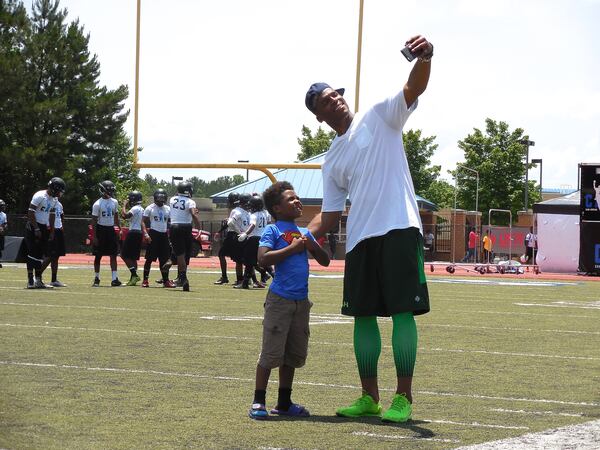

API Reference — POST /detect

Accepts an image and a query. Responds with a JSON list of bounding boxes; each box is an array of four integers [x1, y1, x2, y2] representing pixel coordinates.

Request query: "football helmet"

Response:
[[153, 188, 167, 205], [238, 193, 251, 208], [248, 195, 264, 213], [99, 180, 116, 197], [227, 192, 240, 208], [128, 190, 143, 205], [47, 177, 66, 196], [177, 181, 193, 197], [0, 199, 6, 211]]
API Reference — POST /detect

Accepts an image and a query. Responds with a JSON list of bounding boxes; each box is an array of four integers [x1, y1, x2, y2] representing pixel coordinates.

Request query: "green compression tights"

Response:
[[354, 313, 418, 379]]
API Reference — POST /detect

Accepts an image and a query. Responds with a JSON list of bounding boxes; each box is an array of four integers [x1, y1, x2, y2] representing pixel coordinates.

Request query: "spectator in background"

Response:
[[0, 199, 7, 268], [482, 229, 493, 265], [424, 229, 434, 261], [461, 227, 478, 263], [524, 226, 537, 265]]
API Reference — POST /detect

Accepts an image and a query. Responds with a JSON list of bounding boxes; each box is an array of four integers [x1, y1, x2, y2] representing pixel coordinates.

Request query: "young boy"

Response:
[[120, 191, 147, 286], [248, 181, 329, 420], [142, 188, 175, 288]]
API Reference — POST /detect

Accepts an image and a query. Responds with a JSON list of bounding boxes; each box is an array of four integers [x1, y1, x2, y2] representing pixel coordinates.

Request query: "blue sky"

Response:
[[43, 0, 600, 189]]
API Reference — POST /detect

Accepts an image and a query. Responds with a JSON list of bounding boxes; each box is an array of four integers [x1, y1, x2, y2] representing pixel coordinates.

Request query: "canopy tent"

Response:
[[532, 191, 580, 273]]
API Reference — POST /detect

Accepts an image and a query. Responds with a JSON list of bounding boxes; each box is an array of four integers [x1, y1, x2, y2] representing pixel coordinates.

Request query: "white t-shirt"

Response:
[[229, 207, 250, 233], [143, 204, 170, 233], [0, 211, 7, 227], [249, 210, 271, 237], [127, 204, 144, 231], [169, 195, 196, 225], [54, 201, 64, 229], [526, 232, 537, 248], [322, 90, 421, 253], [30, 190, 58, 225], [92, 197, 119, 227]]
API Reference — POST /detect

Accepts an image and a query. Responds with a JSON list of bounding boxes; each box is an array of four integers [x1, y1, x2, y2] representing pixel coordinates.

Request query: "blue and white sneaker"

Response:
[[248, 403, 269, 420]]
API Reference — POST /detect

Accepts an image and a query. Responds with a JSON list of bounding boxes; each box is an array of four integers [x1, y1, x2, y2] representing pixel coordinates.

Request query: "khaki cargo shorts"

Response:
[[257, 290, 313, 369]]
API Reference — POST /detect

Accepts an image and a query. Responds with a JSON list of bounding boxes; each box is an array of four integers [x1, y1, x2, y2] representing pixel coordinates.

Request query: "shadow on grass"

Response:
[[266, 415, 436, 436]]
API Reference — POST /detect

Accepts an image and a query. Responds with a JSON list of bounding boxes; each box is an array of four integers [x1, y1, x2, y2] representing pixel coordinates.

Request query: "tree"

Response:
[[296, 125, 336, 161], [423, 179, 455, 209], [0, 0, 135, 214], [403, 129, 440, 195], [138, 174, 246, 199], [456, 118, 541, 221]]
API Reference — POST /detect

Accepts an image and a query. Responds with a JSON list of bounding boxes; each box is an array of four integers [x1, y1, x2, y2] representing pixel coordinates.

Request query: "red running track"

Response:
[[56, 254, 599, 282]]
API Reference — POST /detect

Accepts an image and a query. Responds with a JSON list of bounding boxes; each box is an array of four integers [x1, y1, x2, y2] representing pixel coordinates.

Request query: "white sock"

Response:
[[95, 272, 100, 279], [112, 271, 118, 281]]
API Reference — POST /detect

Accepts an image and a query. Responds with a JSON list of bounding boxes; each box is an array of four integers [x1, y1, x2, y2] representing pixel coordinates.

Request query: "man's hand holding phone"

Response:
[[401, 35, 433, 62]]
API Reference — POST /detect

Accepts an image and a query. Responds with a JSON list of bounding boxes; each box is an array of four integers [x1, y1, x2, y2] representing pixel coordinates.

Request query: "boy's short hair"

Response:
[[263, 181, 294, 220]]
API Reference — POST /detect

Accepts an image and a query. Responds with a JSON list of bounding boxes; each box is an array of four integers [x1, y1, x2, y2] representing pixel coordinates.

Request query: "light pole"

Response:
[[237, 160, 249, 182], [519, 138, 535, 211], [452, 164, 480, 263], [531, 158, 543, 201]]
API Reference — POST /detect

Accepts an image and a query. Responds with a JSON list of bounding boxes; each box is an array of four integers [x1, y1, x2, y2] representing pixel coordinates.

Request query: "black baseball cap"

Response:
[[305, 82, 345, 113]]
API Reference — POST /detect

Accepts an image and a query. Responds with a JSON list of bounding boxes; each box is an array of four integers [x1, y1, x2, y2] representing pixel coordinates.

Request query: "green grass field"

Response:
[[1, 265, 599, 449]]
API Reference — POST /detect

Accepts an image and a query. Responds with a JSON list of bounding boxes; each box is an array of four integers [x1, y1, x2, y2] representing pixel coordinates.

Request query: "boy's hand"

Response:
[[288, 236, 306, 254]]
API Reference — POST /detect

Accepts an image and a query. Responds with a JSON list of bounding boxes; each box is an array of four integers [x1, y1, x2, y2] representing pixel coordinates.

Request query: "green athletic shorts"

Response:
[[342, 227, 430, 317]]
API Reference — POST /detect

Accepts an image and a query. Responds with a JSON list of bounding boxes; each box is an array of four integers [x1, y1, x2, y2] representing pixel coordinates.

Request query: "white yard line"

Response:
[[515, 302, 600, 310], [1, 360, 597, 407], [421, 419, 528, 430], [425, 347, 599, 361], [488, 408, 583, 418], [352, 431, 460, 443], [417, 390, 599, 407], [454, 419, 600, 450], [2, 322, 597, 361], [424, 323, 600, 335], [454, 309, 595, 319]]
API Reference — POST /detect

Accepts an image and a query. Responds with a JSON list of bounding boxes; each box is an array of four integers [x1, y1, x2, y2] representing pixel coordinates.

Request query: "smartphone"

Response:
[[401, 46, 417, 62]]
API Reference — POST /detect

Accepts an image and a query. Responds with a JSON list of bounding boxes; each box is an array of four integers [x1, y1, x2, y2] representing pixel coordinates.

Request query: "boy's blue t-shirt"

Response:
[[259, 220, 315, 301]]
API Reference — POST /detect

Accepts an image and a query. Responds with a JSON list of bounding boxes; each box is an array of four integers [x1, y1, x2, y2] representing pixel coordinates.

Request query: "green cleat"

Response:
[[336, 394, 382, 418], [126, 275, 141, 286], [381, 393, 412, 423]]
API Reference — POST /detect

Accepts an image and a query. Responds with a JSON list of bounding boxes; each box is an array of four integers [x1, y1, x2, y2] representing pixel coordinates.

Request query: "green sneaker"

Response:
[[381, 393, 412, 423], [336, 394, 382, 418], [126, 275, 141, 286]]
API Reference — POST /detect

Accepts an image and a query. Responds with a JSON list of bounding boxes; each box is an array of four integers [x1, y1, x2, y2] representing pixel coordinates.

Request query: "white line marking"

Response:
[[431, 278, 576, 287], [454, 419, 600, 450], [488, 408, 583, 418], [3, 323, 596, 361], [425, 347, 600, 361], [1, 360, 597, 407], [425, 323, 600, 335], [515, 302, 600, 310], [421, 419, 528, 430], [0, 323, 258, 341], [455, 309, 595, 319], [352, 431, 460, 443], [417, 390, 599, 407]]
